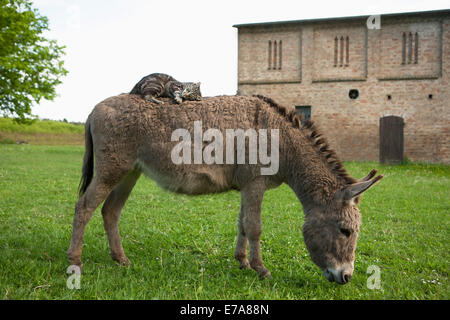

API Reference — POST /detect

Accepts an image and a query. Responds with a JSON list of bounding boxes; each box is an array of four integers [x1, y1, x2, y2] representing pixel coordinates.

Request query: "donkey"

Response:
[[68, 94, 382, 284]]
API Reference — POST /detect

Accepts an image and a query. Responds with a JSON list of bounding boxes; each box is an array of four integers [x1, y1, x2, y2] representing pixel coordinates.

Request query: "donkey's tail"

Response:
[[78, 117, 94, 196]]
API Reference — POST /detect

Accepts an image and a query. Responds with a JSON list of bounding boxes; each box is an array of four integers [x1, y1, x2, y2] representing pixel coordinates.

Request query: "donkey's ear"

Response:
[[357, 169, 377, 182], [343, 173, 383, 201]]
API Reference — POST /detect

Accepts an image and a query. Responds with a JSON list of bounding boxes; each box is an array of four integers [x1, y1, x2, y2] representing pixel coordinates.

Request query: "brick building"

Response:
[[234, 9, 450, 163]]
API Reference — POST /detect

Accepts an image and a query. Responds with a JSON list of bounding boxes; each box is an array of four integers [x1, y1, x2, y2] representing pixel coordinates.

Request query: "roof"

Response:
[[232, 9, 450, 28]]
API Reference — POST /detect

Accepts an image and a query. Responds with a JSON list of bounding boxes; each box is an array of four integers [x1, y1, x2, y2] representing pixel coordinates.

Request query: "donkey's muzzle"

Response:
[[323, 267, 353, 285]]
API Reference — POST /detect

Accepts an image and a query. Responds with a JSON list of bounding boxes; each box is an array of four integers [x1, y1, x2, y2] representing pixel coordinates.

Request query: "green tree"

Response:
[[0, 0, 68, 121]]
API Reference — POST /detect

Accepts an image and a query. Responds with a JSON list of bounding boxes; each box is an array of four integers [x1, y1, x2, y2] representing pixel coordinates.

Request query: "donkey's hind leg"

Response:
[[101, 169, 141, 265], [67, 174, 126, 268]]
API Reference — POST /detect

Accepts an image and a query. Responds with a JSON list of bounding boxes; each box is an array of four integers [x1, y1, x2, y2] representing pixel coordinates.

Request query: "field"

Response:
[[0, 144, 448, 300], [0, 117, 84, 145]]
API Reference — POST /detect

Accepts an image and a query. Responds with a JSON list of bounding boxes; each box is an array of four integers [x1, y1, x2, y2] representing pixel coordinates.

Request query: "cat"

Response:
[[130, 73, 202, 104]]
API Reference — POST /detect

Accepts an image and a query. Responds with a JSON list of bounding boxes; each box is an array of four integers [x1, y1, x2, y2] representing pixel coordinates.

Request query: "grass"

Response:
[[0, 117, 84, 145], [0, 144, 448, 300]]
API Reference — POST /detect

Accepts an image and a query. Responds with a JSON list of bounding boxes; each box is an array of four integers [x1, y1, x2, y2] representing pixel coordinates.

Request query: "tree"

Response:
[[0, 0, 68, 121]]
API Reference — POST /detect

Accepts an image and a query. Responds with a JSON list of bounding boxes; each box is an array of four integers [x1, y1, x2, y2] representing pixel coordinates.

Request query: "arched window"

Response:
[[278, 40, 282, 70], [345, 36, 349, 66], [334, 37, 338, 67], [267, 39, 282, 70], [408, 32, 413, 64], [401, 32, 406, 64], [273, 40, 277, 70], [334, 35, 350, 67], [414, 32, 419, 64]]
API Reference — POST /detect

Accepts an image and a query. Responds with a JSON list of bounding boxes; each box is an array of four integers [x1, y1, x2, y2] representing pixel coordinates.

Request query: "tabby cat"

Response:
[[130, 73, 202, 104]]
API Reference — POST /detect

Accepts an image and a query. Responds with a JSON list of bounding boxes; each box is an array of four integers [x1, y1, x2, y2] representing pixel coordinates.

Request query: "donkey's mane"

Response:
[[254, 95, 357, 185]]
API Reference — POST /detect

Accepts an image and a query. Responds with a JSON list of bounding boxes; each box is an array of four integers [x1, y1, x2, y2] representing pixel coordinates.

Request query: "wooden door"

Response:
[[380, 116, 404, 164]]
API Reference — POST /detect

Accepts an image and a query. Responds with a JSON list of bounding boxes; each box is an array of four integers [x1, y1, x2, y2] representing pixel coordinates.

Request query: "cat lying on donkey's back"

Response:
[[130, 73, 202, 104]]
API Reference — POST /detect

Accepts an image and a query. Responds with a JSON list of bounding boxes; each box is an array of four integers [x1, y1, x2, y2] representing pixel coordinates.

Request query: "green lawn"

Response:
[[0, 144, 448, 299]]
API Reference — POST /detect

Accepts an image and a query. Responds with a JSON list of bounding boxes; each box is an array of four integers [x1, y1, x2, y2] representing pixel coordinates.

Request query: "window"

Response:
[[349, 89, 359, 100], [278, 40, 282, 70], [401, 32, 419, 65], [408, 32, 413, 64], [333, 35, 349, 67], [414, 32, 419, 64], [345, 36, 349, 66], [273, 41, 277, 69], [334, 37, 338, 67], [295, 106, 311, 123], [401, 33, 406, 64], [268, 39, 282, 70]]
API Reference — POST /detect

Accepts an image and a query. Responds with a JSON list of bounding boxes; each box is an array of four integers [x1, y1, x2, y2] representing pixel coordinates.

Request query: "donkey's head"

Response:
[[302, 170, 383, 285]]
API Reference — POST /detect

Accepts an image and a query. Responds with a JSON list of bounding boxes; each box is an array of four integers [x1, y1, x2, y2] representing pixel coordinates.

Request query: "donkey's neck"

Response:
[[278, 124, 347, 208], [252, 95, 356, 208]]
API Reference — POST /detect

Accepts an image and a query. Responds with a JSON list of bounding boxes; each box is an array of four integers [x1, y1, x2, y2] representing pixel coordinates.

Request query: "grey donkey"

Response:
[[67, 94, 382, 284]]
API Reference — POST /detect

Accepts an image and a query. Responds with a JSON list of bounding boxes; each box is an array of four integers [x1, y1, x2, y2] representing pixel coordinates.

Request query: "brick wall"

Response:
[[236, 11, 450, 163]]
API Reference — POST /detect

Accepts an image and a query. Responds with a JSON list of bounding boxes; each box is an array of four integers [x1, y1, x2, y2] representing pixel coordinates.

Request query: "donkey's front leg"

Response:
[[237, 180, 271, 279], [234, 203, 250, 270]]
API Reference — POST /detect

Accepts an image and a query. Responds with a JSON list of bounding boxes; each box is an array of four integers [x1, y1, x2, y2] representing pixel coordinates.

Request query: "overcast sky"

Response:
[[31, 0, 449, 122]]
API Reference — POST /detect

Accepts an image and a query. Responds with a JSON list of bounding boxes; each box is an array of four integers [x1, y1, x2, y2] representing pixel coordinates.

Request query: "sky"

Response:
[[31, 0, 450, 122]]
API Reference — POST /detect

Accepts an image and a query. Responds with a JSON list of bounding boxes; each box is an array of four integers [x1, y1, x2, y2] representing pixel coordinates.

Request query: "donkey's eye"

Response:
[[340, 228, 351, 237]]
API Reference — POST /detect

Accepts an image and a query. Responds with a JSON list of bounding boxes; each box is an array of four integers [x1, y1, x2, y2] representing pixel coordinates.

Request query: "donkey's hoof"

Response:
[[259, 270, 272, 280], [116, 258, 131, 266], [119, 258, 131, 266], [239, 260, 251, 270], [254, 266, 271, 279], [112, 254, 131, 266], [67, 254, 83, 270]]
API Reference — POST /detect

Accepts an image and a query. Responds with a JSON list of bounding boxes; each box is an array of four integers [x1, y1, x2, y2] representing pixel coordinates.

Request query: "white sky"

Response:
[[31, 0, 449, 122]]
